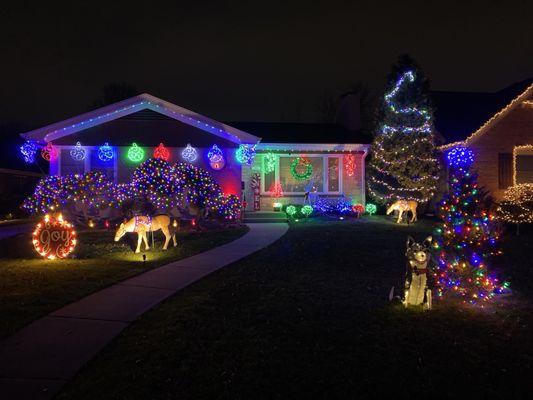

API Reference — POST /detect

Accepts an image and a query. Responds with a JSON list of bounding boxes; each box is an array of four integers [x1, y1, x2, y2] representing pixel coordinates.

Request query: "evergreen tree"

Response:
[[433, 147, 507, 304], [368, 55, 439, 205]]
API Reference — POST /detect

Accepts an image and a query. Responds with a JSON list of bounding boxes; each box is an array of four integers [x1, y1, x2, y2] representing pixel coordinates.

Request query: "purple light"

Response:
[[446, 146, 474, 167]]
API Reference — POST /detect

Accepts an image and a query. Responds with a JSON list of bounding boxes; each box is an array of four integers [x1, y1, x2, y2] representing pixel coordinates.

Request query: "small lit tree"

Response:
[[497, 183, 533, 234]]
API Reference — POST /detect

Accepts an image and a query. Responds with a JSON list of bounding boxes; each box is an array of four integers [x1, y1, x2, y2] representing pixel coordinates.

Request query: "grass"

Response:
[[0, 225, 248, 339], [57, 216, 533, 399]]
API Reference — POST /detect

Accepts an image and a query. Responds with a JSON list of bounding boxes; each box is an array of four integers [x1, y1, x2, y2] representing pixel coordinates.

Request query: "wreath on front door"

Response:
[[290, 157, 313, 181]]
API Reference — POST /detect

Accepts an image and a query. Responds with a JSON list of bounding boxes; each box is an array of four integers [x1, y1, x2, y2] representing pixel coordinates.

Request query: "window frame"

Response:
[[513, 145, 533, 185], [260, 153, 343, 195]]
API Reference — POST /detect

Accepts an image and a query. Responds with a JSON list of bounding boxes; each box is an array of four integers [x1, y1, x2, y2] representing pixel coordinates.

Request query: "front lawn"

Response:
[[0, 226, 248, 339], [58, 216, 533, 399]]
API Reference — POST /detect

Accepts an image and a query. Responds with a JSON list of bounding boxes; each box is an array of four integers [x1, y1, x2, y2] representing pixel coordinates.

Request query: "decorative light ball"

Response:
[[290, 157, 313, 181], [352, 204, 365, 214], [446, 146, 474, 167], [32, 214, 77, 260], [181, 143, 198, 162], [365, 203, 377, 215], [301, 205, 313, 217], [127, 143, 145, 163], [97, 142, 114, 162], [70, 142, 86, 161], [286, 205, 297, 217], [235, 144, 256, 166], [263, 153, 277, 173], [20, 141, 38, 163], [153, 142, 170, 161], [41, 142, 58, 162]]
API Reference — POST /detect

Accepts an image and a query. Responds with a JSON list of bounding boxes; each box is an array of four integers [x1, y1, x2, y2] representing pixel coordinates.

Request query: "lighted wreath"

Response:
[[290, 157, 313, 181]]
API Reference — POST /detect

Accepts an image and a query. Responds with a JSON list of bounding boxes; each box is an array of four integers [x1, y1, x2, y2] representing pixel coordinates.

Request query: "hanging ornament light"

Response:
[[20, 140, 38, 163], [97, 142, 114, 162], [127, 142, 145, 163], [290, 157, 313, 181], [70, 142, 86, 161], [263, 152, 277, 173], [40, 142, 58, 162], [181, 143, 198, 162], [207, 144, 225, 170], [344, 154, 356, 177], [153, 142, 170, 161], [235, 144, 256, 165]]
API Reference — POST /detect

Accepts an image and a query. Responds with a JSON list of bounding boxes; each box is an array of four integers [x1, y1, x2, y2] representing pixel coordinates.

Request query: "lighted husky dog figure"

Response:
[[115, 215, 177, 253], [386, 200, 418, 224], [404, 235, 432, 309]]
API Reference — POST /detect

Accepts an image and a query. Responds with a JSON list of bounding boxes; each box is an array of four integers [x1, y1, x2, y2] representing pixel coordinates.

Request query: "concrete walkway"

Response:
[[0, 223, 288, 399]]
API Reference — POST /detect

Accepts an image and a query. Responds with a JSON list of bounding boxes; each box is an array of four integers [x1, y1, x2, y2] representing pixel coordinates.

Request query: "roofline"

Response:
[[439, 83, 533, 151], [19, 93, 261, 145], [256, 143, 370, 153]]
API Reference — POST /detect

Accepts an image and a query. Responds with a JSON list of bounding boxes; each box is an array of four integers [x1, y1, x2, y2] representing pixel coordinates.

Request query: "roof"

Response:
[[20, 93, 261, 145], [432, 78, 533, 146], [226, 122, 372, 144]]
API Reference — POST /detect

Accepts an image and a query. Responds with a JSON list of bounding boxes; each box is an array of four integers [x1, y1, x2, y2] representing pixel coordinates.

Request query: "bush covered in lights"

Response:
[[496, 184, 533, 225], [23, 158, 242, 222], [432, 147, 508, 304]]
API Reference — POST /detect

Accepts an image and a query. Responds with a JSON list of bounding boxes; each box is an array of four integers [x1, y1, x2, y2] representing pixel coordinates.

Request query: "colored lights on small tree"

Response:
[[20, 140, 38, 163], [127, 143, 145, 163], [344, 154, 356, 177], [97, 143, 114, 162], [290, 157, 313, 181], [235, 144, 256, 166], [181, 143, 198, 162], [32, 214, 77, 260], [301, 205, 313, 217], [207, 144, 225, 170], [365, 203, 377, 215], [286, 205, 297, 217], [153, 142, 170, 161], [263, 153, 277, 173], [352, 204, 365, 215], [41, 142, 58, 162], [70, 142, 86, 161], [270, 182, 283, 198]]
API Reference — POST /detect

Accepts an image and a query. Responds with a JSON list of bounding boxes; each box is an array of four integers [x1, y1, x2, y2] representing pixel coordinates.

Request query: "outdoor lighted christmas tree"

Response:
[[433, 147, 507, 304], [368, 56, 439, 204]]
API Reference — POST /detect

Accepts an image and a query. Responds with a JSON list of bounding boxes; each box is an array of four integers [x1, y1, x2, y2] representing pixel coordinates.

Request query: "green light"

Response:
[[290, 157, 313, 181], [263, 153, 277, 173], [127, 143, 145, 162], [301, 205, 313, 217], [365, 203, 377, 215], [286, 205, 297, 216]]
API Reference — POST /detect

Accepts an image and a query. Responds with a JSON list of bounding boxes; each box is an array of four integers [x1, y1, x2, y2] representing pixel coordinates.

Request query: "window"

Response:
[[498, 153, 512, 189], [261, 154, 341, 194], [60, 148, 85, 176], [516, 155, 533, 184]]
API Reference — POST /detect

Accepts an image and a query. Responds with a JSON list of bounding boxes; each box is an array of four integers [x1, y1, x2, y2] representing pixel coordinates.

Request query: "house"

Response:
[[437, 80, 533, 200], [20, 94, 369, 212]]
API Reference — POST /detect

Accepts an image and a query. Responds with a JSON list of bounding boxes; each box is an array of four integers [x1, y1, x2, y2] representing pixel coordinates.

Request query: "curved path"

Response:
[[0, 223, 289, 399]]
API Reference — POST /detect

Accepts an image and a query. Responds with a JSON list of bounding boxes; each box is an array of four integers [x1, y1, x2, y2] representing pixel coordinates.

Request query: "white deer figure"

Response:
[[115, 215, 177, 253], [386, 200, 418, 224]]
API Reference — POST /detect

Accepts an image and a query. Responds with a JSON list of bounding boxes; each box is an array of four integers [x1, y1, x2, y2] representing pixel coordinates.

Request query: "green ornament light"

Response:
[[127, 143, 145, 163]]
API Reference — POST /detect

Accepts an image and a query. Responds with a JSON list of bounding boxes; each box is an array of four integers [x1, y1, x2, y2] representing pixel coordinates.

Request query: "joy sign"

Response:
[[32, 214, 77, 259]]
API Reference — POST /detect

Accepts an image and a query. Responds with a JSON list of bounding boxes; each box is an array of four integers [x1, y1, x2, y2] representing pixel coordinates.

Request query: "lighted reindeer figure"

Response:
[[115, 215, 177, 253], [386, 200, 418, 224]]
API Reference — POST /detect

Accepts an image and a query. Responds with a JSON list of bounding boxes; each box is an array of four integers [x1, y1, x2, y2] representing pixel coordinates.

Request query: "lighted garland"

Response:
[[32, 214, 77, 260], [20, 140, 38, 163], [181, 143, 198, 162], [235, 144, 256, 166], [97, 142, 114, 162], [344, 154, 356, 177], [290, 157, 313, 181], [263, 153, 277, 173], [70, 142, 86, 161], [153, 142, 170, 161], [127, 143, 145, 163], [41, 142, 58, 162]]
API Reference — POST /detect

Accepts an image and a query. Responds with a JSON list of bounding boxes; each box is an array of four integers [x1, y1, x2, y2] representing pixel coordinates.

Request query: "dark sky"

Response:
[[1, 0, 532, 128]]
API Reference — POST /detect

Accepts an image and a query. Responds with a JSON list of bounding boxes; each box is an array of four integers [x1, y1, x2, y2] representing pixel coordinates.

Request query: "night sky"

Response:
[[1, 0, 532, 128]]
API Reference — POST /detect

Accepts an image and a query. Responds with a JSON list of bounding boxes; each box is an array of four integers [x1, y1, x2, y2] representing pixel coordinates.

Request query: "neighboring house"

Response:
[[436, 79, 533, 200], [19, 94, 369, 212]]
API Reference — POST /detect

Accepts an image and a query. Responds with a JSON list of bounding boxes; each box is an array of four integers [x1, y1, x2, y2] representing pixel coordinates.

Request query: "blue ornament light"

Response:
[[20, 140, 38, 163], [97, 142, 114, 162], [207, 144, 224, 163], [70, 141, 86, 161], [235, 144, 256, 165], [446, 146, 474, 167]]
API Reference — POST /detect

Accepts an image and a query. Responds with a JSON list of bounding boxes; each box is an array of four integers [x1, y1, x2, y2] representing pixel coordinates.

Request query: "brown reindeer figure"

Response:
[[115, 215, 177, 253], [386, 200, 418, 224]]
